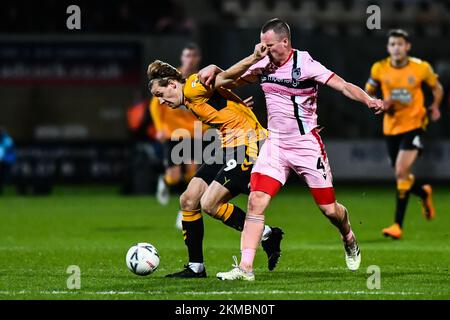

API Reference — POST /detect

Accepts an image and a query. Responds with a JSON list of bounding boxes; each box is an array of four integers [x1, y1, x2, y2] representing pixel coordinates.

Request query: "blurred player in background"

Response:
[[150, 43, 204, 229], [148, 60, 284, 278], [199, 18, 384, 281], [0, 126, 16, 195], [365, 29, 443, 240]]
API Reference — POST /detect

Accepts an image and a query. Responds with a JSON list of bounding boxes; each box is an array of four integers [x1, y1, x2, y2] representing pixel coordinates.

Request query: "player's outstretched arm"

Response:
[[197, 62, 257, 90], [429, 80, 443, 121], [327, 74, 385, 114], [214, 43, 268, 89]]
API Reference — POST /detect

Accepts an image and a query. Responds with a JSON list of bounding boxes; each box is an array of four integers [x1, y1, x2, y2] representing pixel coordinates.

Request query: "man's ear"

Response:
[[168, 79, 177, 88], [406, 42, 411, 52]]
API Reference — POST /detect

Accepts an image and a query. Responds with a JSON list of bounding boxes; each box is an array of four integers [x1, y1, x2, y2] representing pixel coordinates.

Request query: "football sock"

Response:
[[241, 249, 256, 271], [395, 177, 414, 228], [164, 174, 180, 187], [214, 203, 272, 238], [215, 203, 245, 231], [408, 174, 428, 199], [240, 214, 265, 271], [188, 262, 204, 273], [181, 209, 204, 263]]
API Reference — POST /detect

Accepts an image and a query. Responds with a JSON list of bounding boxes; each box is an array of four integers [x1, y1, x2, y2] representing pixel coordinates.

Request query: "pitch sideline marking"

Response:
[[0, 290, 448, 296]]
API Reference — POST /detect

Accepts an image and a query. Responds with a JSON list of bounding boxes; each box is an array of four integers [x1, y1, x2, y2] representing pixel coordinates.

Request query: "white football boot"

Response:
[[216, 256, 255, 281], [344, 236, 361, 271]]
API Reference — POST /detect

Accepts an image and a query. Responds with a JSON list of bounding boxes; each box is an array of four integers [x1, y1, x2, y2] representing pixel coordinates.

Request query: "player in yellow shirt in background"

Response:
[[366, 29, 444, 239], [150, 44, 203, 230]]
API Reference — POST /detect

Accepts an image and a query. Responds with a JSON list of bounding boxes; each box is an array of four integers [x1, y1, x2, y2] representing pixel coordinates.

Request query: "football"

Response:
[[125, 242, 160, 276]]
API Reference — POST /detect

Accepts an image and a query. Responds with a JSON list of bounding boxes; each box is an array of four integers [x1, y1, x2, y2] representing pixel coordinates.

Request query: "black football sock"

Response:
[[214, 203, 246, 231], [394, 178, 413, 228], [410, 181, 428, 199], [395, 190, 410, 228], [181, 209, 204, 264]]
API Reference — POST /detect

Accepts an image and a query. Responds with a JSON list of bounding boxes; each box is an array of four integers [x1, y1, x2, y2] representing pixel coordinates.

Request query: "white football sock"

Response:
[[188, 262, 204, 273], [175, 211, 183, 230]]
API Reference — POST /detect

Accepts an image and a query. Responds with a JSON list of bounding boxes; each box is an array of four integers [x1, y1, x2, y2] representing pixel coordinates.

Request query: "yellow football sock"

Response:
[[181, 209, 202, 222], [214, 203, 234, 222], [397, 175, 414, 199], [164, 174, 180, 186]]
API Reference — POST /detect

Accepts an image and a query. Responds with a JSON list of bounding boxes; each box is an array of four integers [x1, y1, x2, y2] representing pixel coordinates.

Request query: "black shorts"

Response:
[[385, 128, 424, 167], [194, 143, 260, 197], [163, 139, 202, 168]]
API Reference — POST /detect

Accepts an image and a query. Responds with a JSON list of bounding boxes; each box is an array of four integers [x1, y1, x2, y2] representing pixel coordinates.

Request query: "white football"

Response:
[[125, 242, 160, 276]]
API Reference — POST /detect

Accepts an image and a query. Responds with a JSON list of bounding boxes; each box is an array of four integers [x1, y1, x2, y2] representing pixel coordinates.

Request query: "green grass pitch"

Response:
[[0, 184, 449, 300]]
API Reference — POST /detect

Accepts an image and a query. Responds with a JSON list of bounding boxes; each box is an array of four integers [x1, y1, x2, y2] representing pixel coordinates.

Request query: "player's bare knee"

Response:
[[199, 195, 217, 217], [248, 191, 269, 214], [395, 165, 409, 180], [180, 192, 198, 211]]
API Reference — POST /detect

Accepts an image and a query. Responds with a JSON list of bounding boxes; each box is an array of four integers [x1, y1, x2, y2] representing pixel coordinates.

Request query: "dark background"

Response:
[[1, 0, 449, 186]]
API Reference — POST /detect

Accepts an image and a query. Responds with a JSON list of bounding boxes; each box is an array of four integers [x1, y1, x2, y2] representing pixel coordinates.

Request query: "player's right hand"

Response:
[[367, 98, 385, 114], [253, 43, 269, 61]]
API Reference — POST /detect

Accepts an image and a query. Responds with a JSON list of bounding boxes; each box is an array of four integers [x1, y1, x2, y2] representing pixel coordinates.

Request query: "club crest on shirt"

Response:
[[292, 67, 301, 80]]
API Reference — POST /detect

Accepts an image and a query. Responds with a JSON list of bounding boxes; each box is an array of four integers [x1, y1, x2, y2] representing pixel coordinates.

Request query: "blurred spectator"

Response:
[[126, 90, 155, 141], [122, 91, 159, 195], [0, 127, 16, 194]]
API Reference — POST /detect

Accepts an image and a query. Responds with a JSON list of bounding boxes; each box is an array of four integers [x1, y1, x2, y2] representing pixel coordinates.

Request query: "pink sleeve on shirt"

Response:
[[302, 52, 334, 84]]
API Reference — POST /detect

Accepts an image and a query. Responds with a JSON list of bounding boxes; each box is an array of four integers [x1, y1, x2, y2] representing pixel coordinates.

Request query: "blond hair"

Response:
[[147, 60, 183, 88]]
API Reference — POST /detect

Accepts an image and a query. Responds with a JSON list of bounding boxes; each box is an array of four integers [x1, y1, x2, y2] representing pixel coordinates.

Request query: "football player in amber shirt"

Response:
[[147, 60, 283, 278], [366, 29, 443, 239]]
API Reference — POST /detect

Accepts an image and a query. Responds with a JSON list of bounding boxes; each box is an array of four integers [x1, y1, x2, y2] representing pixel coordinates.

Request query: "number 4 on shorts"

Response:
[[316, 157, 325, 171]]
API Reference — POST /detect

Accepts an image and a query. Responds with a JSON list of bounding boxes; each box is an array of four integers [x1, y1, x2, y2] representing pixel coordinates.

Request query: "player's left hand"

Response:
[[243, 96, 254, 109], [367, 98, 385, 114], [429, 106, 441, 122]]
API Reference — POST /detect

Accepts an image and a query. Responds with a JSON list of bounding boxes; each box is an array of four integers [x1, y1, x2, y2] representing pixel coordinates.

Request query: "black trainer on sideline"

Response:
[[261, 227, 284, 271], [165, 265, 207, 278]]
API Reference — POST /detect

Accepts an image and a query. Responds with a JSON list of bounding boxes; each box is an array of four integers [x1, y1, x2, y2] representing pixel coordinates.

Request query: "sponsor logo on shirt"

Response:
[[260, 75, 317, 90]]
